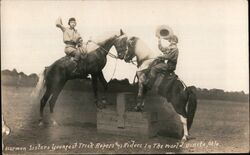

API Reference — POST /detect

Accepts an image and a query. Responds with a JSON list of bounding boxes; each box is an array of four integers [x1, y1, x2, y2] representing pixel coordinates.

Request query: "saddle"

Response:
[[67, 53, 88, 77], [144, 64, 178, 102], [153, 72, 178, 102]]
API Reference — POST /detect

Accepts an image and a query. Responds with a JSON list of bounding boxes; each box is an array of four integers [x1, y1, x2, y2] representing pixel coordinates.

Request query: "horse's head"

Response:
[[123, 40, 136, 63], [113, 29, 128, 59]]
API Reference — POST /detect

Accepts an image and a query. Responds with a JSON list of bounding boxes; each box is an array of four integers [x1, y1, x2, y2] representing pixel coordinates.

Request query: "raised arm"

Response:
[[56, 17, 66, 32]]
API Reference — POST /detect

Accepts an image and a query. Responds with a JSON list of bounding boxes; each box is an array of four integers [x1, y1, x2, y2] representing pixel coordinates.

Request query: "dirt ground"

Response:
[[2, 86, 249, 154]]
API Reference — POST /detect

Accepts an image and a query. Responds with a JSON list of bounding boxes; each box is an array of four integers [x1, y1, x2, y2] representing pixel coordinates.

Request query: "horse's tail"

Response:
[[31, 68, 47, 99], [186, 86, 198, 130]]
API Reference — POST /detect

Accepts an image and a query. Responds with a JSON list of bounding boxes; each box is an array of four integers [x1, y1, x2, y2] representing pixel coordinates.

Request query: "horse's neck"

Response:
[[135, 39, 159, 64], [97, 35, 117, 55]]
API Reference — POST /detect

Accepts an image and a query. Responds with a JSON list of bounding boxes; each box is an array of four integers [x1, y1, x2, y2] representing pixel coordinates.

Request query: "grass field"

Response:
[[2, 86, 249, 153]]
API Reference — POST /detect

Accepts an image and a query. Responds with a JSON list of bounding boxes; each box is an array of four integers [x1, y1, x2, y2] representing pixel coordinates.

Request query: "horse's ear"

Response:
[[120, 29, 124, 35]]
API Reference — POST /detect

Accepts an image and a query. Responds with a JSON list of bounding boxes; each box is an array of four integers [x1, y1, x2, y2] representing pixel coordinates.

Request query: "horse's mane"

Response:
[[93, 30, 119, 43], [125, 37, 161, 70], [135, 38, 160, 60], [85, 30, 119, 53]]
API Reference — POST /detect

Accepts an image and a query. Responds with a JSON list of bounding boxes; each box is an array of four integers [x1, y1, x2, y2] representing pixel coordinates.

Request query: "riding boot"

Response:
[[72, 65, 79, 76], [81, 54, 89, 78], [79, 60, 87, 77], [146, 75, 157, 90], [72, 56, 81, 76]]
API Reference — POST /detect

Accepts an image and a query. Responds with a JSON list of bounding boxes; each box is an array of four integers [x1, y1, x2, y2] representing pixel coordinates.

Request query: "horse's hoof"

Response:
[[185, 135, 194, 140], [134, 106, 142, 112], [181, 135, 189, 143], [134, 106, 139, 111], [98, 104, 106, 109], [140, 106, 144, 111], [3, 126, 10, 135], [5, 129, 10, 135], [101, 99, 107, 104], [181, 138, 187, 143], [52, 121, 59, 126], [101, 97, 109, 106], [38, 121, 44, 126]]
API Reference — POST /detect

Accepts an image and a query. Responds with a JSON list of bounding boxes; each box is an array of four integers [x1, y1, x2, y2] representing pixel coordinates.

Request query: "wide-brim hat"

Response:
[[155, 25, 174, 40]]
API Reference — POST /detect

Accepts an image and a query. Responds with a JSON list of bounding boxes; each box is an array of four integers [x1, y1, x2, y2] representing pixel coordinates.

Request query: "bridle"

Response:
[[114, 35, 129, 59], [116, 36, 137, 64], [90, 35, 121, 59], [89, 35, 124, 80], [117, 37, 160, 67]]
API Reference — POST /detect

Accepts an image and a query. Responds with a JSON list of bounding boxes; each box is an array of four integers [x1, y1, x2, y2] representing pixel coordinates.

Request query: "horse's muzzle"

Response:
[[124, 57, 131, 63], [118, 53, 125, 59]]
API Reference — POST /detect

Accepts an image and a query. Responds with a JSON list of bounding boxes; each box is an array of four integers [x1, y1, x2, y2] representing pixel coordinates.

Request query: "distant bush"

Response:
[[196, 88, 248, 102], [1, 69, 38, 87]]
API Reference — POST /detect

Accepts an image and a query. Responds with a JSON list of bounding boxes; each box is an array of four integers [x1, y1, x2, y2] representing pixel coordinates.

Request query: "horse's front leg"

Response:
[[91, 74, 105, 109], [134, 73, 146, 112], [135, 81, 145, 111], [49, 83, 65, 126], [98, 71, 108, 106], [91, 75, 99, 106]]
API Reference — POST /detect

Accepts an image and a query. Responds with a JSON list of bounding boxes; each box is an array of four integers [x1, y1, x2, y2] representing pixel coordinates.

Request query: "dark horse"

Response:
[[114, 33, 198, 141], [33, 30, 127, 126]]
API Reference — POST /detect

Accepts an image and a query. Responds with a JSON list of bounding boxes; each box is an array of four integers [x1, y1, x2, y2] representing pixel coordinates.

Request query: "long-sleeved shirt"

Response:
[[158, 40, 179, 64], [56, 18, 82, 47]]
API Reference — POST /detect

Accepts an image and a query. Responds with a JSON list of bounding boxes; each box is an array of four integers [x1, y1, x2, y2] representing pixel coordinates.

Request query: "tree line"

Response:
[[1, 69, 249, 102]]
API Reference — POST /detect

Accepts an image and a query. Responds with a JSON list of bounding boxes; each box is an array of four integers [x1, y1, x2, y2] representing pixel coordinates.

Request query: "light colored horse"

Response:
[[115, 32, 197, 142]]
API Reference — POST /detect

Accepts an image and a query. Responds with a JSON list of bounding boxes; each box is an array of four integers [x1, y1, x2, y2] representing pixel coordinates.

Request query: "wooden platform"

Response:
[[97, 92, 183, 138], [144, 95, 183, 138], [97, 108, 158, 137], [97, 92, 158, 137]]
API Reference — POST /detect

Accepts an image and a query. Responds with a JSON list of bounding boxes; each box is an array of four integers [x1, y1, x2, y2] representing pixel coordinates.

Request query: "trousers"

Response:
[[149, 62, 169, 78], [65, 46, 87, 61], [146, 61, 176, 89]]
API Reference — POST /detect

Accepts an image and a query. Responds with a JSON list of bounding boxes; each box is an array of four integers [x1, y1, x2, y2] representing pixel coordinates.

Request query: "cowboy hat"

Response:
[[155, 25, 174, 40]]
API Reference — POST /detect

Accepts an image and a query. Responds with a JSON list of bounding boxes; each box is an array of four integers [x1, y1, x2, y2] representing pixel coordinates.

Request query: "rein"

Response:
[[128, 57, 158, 67], [90, 39, 119, 59], [90, 38, 119, 81]]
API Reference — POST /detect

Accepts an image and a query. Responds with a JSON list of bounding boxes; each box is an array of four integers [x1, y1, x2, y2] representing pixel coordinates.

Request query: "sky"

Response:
[[1, 0, 249, 93]]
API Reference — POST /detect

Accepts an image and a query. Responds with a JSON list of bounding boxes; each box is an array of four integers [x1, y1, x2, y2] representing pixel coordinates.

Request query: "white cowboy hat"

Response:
[[155, 25, 174, 40]]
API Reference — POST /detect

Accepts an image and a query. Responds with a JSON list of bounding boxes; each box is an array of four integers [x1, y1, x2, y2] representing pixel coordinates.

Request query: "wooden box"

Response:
[[97, 92, 158, 137]]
